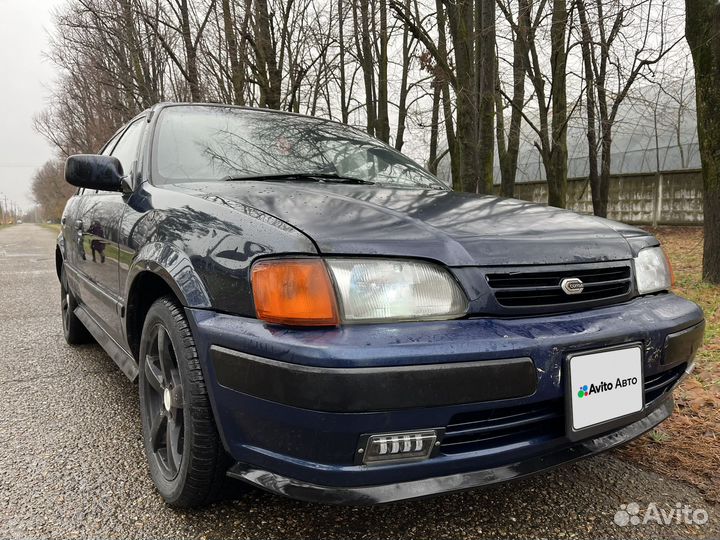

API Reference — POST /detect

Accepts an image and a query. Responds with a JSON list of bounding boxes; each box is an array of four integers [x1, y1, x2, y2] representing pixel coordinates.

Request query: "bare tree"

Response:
[[140, 0, 217, 102], [32, 160, 77, 221], [220, 0, 250, 104], [391, 0, 495, 193], [574, 0, 681, 217], [497, 0, 572, 207], [494, 0, 528, 197]]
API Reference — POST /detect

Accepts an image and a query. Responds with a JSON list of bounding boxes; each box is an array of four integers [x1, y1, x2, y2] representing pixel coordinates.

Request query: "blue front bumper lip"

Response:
[[227, 395, 675, 505]]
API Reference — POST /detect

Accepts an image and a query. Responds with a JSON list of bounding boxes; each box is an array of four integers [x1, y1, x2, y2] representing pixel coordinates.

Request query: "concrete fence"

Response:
[[505, 169, 703, 225]]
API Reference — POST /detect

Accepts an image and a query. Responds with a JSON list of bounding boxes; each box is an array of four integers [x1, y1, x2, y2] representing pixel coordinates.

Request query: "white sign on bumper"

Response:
[[569, 345, 644, 431]]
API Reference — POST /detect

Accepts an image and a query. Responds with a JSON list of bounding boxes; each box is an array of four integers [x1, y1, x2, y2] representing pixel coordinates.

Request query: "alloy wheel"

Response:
[[141, 324, 185, 480]]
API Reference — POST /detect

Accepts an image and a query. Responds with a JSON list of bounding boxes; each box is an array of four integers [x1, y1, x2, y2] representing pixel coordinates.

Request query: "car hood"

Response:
[[170, 182, 645, 266]]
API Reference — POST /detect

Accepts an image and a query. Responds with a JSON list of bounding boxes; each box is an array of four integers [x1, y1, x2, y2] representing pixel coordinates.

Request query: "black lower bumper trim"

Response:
[[211, 346, 537, 412], [227, 396, 674, 505]]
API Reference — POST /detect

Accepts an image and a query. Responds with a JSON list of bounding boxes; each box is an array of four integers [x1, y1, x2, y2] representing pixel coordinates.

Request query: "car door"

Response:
[[62, 128, 126, 304], [81, 117, 145, 342], [61, 188, 93, 301]]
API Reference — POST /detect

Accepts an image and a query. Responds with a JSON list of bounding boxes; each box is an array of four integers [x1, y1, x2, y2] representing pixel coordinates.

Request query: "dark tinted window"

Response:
[[111, 118, 145, 176], [152, 106, 443, 189]]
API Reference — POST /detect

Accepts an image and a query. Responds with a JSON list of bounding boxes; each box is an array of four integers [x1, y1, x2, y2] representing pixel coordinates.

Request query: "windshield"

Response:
[[152, 105, 444, 189]]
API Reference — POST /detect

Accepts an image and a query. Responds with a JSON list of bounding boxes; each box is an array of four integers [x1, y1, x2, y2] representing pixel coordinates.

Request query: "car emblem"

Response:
[[560, 277, 584, 295]]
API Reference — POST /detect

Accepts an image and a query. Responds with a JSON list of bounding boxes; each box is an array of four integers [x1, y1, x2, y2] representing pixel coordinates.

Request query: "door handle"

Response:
[[74, 220, 84, 231]]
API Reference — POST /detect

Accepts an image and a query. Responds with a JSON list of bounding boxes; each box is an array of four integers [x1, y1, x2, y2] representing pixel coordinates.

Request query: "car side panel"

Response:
[[80, 191, 125, 342], [62, 192, 96, 304]]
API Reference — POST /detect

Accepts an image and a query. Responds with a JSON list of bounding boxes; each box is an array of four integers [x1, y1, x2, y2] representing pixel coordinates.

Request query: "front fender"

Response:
[[126, 242, 211, 308]]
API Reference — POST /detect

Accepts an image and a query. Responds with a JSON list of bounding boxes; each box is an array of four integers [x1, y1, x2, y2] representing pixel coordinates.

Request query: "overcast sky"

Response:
[[0, 0, 60, 212]]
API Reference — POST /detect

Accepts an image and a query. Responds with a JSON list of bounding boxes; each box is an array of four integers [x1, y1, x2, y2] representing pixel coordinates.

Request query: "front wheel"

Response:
[[138, 296, 228, 507]]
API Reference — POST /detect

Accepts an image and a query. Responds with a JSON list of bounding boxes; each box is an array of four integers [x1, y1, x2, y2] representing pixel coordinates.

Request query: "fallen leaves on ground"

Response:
[[615, 226, 720, 503]]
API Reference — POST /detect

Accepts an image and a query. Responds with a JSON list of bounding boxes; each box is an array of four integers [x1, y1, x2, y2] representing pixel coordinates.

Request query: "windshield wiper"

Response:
[[223, 172, 375, 185]]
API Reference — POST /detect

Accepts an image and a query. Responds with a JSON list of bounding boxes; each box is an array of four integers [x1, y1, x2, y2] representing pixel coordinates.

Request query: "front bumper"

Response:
[[226, 395, 675, 504], [186, 292, 704, 503]]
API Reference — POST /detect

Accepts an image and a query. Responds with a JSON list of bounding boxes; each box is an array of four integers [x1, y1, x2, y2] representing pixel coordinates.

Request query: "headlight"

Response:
[[251, 258, 468, 326], [634, 246, 673, 295], [326, 259, 468, 323]]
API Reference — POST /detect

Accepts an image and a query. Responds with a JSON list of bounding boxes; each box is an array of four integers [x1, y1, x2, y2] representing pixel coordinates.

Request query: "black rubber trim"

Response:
[[211, 346, 537, 412], [663, 320, 705, 366]]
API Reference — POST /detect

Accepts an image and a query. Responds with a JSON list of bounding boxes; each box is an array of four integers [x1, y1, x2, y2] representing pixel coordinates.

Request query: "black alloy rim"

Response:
[[142, 323, 185, 480]]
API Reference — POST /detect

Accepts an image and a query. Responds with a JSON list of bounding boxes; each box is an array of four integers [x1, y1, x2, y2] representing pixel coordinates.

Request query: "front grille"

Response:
[[644, 363, 686, 403], [486, 263, 633, 310], [438, 363, 685, 456], [440, 400, 565, 455]]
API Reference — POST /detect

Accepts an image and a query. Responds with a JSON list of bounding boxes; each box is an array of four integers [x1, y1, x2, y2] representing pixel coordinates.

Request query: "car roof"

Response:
[[147, 102, 361, 132]]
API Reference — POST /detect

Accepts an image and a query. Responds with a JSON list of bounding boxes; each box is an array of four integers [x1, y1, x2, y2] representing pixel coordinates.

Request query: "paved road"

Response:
[[0, 224, 717, 539]]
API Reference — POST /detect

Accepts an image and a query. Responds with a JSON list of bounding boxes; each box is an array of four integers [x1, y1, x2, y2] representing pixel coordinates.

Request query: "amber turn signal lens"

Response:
[[251, 259, 339, 326], [665, 250, 675, 287]]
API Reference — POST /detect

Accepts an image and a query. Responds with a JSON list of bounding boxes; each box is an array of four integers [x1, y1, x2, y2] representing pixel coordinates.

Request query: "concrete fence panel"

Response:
[[504, 169, 703, 225]]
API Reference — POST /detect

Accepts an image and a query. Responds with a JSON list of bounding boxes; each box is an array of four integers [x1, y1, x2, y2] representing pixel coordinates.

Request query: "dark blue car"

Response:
[[57, 103, 704, 507]]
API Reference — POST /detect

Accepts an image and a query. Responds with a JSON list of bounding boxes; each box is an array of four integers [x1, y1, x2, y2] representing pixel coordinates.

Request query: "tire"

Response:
[[138, 295, 228, 507], [60, 266, 91, 345]]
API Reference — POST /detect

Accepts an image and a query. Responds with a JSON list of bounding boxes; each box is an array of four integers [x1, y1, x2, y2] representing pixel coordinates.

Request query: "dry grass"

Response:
[[616, 226, 720, 502]]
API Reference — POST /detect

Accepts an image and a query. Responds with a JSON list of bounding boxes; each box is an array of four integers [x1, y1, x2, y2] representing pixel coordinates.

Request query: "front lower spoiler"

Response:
[[227, 396, 674, 505]]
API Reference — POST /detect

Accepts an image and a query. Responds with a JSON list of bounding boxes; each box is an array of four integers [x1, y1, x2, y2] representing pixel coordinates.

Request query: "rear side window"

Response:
[[111, 118, 145, 176]]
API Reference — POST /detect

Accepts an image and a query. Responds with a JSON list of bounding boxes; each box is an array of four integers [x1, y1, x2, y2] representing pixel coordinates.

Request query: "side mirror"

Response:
[[65, 154, 124, 192]]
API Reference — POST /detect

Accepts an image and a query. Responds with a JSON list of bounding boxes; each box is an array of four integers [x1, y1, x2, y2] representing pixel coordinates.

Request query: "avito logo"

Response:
[[577, 377, 638, 398]]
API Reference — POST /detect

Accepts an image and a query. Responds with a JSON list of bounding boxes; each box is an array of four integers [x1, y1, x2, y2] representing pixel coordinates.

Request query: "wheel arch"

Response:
[[125, 242, 212, 361], [55, 246, 63, 280], [55, 230, 66, 281]]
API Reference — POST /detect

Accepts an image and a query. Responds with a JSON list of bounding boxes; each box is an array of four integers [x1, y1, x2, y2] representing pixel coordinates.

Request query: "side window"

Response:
[[100, 133, 121, 156], [110, 118, 145, 177]]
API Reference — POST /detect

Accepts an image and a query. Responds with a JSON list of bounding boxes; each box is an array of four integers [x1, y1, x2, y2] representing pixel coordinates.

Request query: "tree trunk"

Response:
[[435, 0, 458, 183], [376, 0, 391, 142], [446, 0, 479, 193], [596, 122, 612, 217], [221, 0, 245, 105], [547, 0, 568, 208], [338, 0, 349, 123], [119, 0, 155, 107], [395, 0, 412, 151], [576, 0, 601, 215], [686, 0, 720, 283], [355, 0, 377, 136], [475, 0, 495, 194], [496, 0, 528, 198], [254, 0, 281, 109], [178, 0, 202, 101], [428, 81, 441, 174]]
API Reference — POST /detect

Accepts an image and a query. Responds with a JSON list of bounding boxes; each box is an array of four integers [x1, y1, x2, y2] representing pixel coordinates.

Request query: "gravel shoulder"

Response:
[[0, 223, 717, 540]]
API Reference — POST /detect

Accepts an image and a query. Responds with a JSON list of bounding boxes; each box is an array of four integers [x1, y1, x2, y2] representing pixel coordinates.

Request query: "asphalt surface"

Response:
[[0, 223, 717, 540]]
